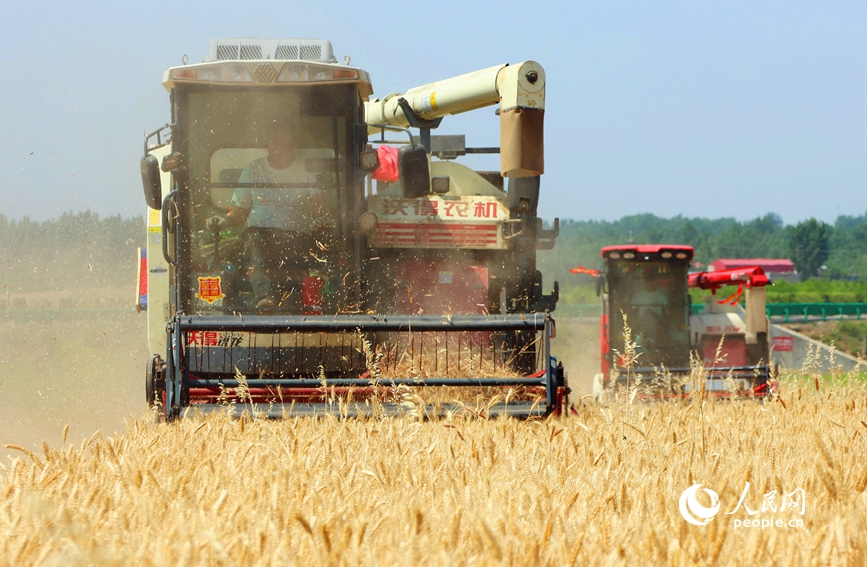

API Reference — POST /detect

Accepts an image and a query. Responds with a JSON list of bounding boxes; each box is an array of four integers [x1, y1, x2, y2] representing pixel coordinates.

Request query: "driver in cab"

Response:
[[209, 119, 334, 312], [630, 273, 669, 348]]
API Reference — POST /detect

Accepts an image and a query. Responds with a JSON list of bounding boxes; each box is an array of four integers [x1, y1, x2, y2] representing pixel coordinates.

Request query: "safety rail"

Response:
[[763, 302, 867, 323], [691, 302, 867, 321]]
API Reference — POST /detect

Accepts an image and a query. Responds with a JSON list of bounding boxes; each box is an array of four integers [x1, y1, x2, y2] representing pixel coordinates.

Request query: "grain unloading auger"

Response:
[[137, 38, 565, 419]]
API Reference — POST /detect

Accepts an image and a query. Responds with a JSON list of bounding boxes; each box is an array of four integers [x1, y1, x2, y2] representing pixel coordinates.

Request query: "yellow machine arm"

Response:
[[363, 61, 545, 178]]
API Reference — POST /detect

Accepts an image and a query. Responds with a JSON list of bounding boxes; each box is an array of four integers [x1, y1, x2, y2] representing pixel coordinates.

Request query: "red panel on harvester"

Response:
[[701, 335, 747, 367], [397, 260, 488, 315], [376, 223, 499, 249]]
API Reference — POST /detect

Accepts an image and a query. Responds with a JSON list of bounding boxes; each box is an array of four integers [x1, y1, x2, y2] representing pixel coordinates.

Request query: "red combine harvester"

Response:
[[586, 245, 773, 399]]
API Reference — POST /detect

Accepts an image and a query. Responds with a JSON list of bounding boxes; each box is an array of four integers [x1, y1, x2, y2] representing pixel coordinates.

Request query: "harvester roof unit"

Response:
[[162, 37, 373, 97], [601, 245, 694, 261], [207, 38, 337, 63]]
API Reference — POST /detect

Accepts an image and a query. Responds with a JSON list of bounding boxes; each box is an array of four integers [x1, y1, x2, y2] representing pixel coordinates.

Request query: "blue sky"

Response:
[[0, 0, 864, 225]]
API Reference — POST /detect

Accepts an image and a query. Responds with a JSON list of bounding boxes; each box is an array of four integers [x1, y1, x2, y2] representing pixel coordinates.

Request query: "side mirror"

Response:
[[359, 149, 381, 173], [141, 155, 162, 210], [398, 145, 431, 199]]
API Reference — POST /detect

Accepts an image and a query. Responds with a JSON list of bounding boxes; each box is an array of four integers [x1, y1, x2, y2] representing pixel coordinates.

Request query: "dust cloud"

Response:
[[551, 318, 600, 398], [0, 300, 148, 451]]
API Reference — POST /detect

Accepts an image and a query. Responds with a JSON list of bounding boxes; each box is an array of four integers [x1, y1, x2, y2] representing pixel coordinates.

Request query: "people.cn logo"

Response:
[[679, 484, 721, 526]]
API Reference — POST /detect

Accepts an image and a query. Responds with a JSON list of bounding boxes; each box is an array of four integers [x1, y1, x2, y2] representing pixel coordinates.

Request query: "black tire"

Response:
[[146, 358, 156, 406], [146, 356, 166, 407]]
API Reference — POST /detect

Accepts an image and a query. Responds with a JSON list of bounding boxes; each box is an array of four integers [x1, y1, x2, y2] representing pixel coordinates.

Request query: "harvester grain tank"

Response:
[[137, 38, 564, 418], [587, 245, 772, 398]]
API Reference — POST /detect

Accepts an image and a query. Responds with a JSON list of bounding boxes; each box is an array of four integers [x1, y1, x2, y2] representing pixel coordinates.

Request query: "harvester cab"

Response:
[[595, 245, 694, 393], [590, 245, 771, 399], [137, 38, 564, 419]]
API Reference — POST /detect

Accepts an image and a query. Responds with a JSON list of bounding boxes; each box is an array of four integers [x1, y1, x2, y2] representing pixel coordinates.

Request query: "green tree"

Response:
[[789, 218, 831, 280], [680, 219, 699, 245], [752, 212, 783, 234]]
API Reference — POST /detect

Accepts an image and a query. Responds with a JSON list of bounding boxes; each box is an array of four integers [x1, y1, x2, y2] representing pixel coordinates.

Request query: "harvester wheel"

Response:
[[146, 356, 166, 407], [592, 373, 614, 404], [145, 360, 154, 406]]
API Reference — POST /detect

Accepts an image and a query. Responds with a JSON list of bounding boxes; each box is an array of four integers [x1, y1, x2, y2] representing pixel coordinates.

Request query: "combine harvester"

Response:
[[137, 38, 565, 419], [580, 245, 772, 399]]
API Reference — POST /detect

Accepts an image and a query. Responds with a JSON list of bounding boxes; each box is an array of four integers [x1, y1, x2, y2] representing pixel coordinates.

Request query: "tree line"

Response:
[[0, 209, 862, 299]]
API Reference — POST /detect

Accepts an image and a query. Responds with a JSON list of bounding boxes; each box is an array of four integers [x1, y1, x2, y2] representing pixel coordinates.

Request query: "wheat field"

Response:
[[1, 369, 866, 566]]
